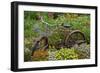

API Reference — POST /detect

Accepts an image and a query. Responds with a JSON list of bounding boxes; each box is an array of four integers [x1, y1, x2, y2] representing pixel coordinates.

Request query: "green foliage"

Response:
[[24, 48, 31, 61], [48, 30, 62, 46], [65, 14, 90, 43], [55, 44, 90, 60], [55, 48, 78, 60], [81, 27, 90, 44]]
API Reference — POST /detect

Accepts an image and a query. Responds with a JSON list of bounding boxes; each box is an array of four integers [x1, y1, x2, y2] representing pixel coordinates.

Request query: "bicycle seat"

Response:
[[61, 23, 71, 28]]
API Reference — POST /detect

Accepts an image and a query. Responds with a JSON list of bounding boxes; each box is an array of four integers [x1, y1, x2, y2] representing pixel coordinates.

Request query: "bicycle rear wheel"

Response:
[[65, 30, 86, 48]]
